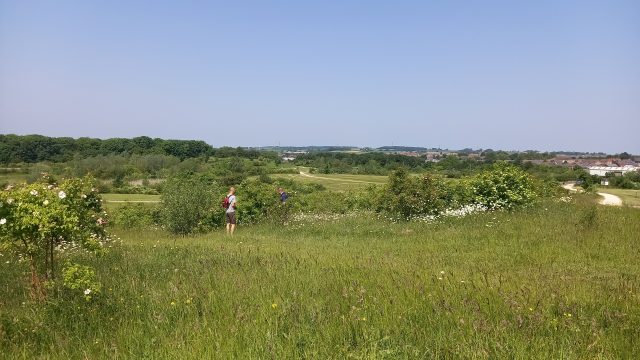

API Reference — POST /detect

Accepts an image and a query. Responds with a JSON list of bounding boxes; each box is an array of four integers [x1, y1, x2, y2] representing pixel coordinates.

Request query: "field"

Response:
[[272, 171, 387, 191], [2, 196, 639, 358], [598, 188, 640, 207], [101, 193, 161, 202]]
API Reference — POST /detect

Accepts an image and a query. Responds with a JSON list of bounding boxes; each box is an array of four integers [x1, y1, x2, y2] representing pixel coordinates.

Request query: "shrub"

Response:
[[110, 203, 161, 229], [470, 163, 538, 210], [234, 179, 283, 224], [0, 175, 110, 300], [161, 173, 218, 234], [375, 169, 447, 220]]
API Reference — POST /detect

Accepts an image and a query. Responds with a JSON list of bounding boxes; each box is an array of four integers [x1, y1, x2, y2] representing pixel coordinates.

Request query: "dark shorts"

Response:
[[226, 212, 236, 225]]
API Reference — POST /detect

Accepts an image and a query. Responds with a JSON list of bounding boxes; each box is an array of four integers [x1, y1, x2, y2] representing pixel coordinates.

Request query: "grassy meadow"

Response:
[[1, 195, 639, 358]]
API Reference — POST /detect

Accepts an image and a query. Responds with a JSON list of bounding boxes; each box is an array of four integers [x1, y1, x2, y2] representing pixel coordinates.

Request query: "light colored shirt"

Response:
[[226, 194, 236, 213]]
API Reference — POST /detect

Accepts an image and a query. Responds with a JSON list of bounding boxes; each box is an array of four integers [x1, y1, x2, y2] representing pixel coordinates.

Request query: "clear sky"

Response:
[[1, 1, 638, 153]]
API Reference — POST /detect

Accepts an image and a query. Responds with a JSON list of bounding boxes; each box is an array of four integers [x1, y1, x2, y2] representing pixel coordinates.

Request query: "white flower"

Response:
[[30, 190, 38, 196], [7, 198, 13, 204], [0, 218, 6, 225], [440, 271, 445, 275], [43, 200, 49, 206], [58, 191, 66, 199], [81, 194, 87, 199], [84, 289, 92, 295], [47, 184, 54, 189]]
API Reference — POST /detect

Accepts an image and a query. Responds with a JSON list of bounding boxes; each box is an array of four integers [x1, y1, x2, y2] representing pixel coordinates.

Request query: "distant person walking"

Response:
[[223, 187, 237, 235], [278, 187, 288, 204], [277, 187, 289, 225]]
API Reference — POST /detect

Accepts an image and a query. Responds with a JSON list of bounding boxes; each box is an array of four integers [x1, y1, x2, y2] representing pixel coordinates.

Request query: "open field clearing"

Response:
[[272, 172, 388, 191], [101, 193, 161, 202], [2, 198, 639, 358], [0, 172, 29, 185]]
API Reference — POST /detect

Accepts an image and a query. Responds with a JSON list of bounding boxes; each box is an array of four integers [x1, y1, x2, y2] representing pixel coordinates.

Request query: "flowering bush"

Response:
[[470, 163, 538, 210], [0, 175, 110, 299]]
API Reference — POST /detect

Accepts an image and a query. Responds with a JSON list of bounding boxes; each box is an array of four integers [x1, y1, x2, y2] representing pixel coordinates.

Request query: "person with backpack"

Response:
[[222, 187, 237, 235]]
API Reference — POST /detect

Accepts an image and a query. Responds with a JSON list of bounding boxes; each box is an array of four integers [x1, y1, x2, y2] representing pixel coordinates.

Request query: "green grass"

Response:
[[273, 172, 387, 191], [0, 172, 29, 185], [101, 193, 161, 202], [1, 198, 639, 358], [598, 188, 640, 207], [101, 193, 161, 212]]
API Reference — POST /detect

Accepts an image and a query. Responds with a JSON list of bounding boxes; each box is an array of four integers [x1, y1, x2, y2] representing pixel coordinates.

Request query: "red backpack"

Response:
[[221, 195, 230, 209]]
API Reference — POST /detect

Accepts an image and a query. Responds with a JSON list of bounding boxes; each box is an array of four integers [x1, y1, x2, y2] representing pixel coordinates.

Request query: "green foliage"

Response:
[[110, 204, 161, 229], [375, 169, 447, 220], [0, 175, 109, 298], [607, 171, 640, 189], [161, 173, 218, 235], [61, 262, 101, 301], [470, 163, 538, 210]]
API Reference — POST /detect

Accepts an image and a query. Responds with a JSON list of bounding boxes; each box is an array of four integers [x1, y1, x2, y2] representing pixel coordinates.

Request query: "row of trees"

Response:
[[0, 134, 277, 163]]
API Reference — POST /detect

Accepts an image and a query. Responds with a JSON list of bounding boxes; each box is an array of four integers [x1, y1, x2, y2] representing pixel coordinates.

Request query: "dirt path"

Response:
[[562, 182, 623, 206], [298, 171, 381, 184], [597, 192, 623, 206]]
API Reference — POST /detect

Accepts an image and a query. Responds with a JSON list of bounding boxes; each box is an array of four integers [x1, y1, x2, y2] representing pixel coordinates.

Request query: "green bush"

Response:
[[110, 204, 161, 229], [470, 163, 538, 210], [374, 169, 447, 220], [161, 173, 218, 234]]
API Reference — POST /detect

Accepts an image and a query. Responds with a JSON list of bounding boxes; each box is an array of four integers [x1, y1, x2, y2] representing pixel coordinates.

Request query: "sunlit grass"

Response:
[[1, 197, 639, 358]]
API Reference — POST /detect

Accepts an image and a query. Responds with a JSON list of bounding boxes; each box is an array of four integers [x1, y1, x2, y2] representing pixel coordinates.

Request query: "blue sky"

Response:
[[1, 1, 638, 153]]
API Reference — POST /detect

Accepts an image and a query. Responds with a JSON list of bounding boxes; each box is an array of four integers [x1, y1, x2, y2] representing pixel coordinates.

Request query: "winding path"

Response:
[[562, 183, 622, 206]]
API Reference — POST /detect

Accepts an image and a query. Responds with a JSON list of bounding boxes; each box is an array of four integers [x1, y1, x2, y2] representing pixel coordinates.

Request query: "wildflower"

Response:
[[43, 200, 49, 206], [170, 301, 176, 306], [440, 271, 445, 275], [84, 289, 92, 295], [30, 190, 38, 196], [0, 218, 6, 225], [81, 194, 87, 199], [271, 303, 278, 309], [185, 298, 192, 304], [7, 198, 13, 204], [58, 191, 66, 199]]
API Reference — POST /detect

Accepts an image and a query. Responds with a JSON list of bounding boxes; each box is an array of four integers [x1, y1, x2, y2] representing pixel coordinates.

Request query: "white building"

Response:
[[588, 165, 638, 176]]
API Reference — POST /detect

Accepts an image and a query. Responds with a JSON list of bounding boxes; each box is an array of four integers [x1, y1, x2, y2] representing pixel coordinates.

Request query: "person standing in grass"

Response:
[[278, 187, 288, 204], [224, 187, 237, 235], [277, 187, 289, 225]]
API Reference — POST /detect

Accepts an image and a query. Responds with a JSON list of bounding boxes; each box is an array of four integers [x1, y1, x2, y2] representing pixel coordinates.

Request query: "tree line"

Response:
[[0, 134, 277, 163]]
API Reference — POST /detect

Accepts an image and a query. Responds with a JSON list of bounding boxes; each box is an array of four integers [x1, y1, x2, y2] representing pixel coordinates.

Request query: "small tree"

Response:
[[161, 173, 217, 234], [0, 175, 109, 300], [470, 163, 537, 210], [375, 169, 446, 221]]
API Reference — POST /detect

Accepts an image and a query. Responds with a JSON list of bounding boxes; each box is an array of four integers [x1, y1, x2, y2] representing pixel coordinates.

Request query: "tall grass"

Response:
[[1, 197, 639, 358]]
